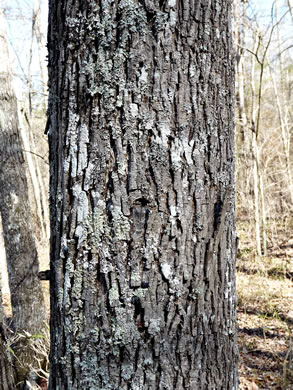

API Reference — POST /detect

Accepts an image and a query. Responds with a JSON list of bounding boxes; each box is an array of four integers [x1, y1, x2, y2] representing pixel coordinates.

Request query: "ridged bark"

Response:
[[48, 1, 237, 389]]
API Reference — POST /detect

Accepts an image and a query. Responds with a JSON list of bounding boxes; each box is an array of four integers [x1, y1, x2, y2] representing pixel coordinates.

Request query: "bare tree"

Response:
[[234, 0, 293, 255], [48, 1, 238, 389]]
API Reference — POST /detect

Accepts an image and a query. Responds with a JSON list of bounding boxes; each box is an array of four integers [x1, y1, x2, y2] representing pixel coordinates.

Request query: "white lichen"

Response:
[[10, 192, 19, 204], [112, 206, 131, 241], [77, 124, 89, 175], [161, 263, 172, 280]]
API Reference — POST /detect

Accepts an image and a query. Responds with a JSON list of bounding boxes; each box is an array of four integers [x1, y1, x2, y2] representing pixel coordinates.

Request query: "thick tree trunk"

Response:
[[48, 1, 237, 389]]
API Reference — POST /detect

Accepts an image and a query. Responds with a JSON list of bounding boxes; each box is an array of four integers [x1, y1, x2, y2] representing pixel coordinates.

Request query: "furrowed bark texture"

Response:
[[48, 1, 237, 389], [0, 8, 46, 335]]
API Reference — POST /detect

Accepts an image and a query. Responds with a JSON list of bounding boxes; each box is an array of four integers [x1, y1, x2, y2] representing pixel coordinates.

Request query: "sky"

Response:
[[2, 0, 48, 101]]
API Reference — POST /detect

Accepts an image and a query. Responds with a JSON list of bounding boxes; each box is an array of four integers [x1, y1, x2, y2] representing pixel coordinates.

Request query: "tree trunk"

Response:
[[0, 4, 45, 335], [269, 2, 293, 207], [234, 0, 251, 218], [249, 35, 262, 256], [22, 0, 50, 241], [288, 0, 293, 21], [0, 11, 46, 381], [0, 7, 46, 385], [32, 0, 48, 101], [48, 1, 238, 389], [0, 277, 15, 390], [18, 109, 49, 241]]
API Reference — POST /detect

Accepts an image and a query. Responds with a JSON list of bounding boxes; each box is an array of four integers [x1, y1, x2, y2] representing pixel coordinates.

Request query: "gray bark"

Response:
[[0, 6, 45, 336], [48, 1, 238, 389], [0, 13, 47, 388], [0, 9, 47, 384], [0, 277, 15, 390]]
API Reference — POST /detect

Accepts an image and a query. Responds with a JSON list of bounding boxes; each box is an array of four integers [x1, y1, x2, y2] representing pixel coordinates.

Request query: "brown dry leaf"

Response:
[[287, 310, 293, 320], [239, 378, 259, 390]]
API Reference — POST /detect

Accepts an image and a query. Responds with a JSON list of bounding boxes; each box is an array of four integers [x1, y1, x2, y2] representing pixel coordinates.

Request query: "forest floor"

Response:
[[237, 221, 293, 390]]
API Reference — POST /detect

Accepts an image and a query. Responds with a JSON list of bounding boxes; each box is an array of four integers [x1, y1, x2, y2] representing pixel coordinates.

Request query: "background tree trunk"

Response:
[[48, 1, 237, 389], [0, 277, 15, 390], [0, 6, 46, 385], [22, 0, 49, 241], [0, 4, 45, 336]]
